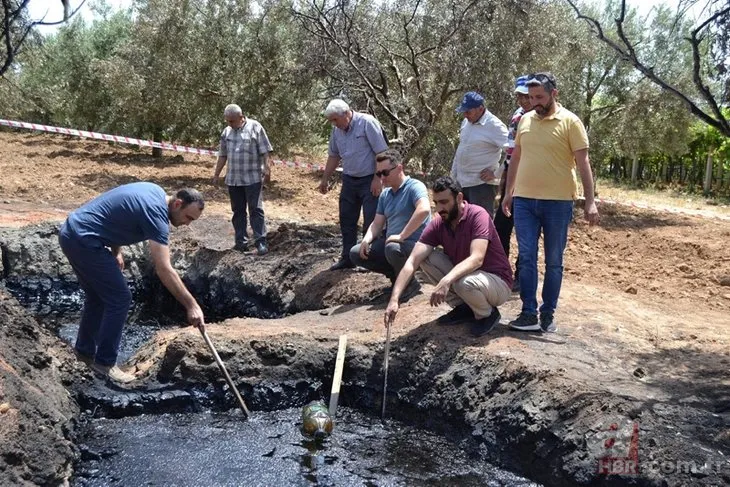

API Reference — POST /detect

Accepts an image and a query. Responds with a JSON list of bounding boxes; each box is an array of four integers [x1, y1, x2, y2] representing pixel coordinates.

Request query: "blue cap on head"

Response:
[[456, 91, 485, 113], [514, 75, 529, 94]]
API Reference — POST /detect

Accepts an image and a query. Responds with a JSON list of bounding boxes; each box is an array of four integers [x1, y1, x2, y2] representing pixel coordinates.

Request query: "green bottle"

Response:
[[300, 400, 334, 440]]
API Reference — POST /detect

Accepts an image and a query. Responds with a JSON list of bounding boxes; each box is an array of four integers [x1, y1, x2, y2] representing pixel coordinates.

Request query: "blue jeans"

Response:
[[340, 174, 377, 262], [58, 223, 132, 366], [229, 183, 266, 246], [513, 197, 574, 316], [349, 239, 417, 283]]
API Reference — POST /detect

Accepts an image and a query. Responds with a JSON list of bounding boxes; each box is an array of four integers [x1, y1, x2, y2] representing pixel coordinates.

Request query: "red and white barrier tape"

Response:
[[3, 118, 729, 221], [0, 118, 325, 171]]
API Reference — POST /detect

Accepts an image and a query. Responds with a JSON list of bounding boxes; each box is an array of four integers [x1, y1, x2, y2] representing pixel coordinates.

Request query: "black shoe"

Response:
[[256, 241, 269, 256], [329, 259, 355, 271], [471, 308, 501, 337], [540, 313, 557, 333], [508, 312, 540, 331], [233, 243, 249, 252], [435, 303, 473, 325]]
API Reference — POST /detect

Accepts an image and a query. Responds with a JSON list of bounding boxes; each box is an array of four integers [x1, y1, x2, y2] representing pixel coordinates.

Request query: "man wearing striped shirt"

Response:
[[213, 104, 274, 255]]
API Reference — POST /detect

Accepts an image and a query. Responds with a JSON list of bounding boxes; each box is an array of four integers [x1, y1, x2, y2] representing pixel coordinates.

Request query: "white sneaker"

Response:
[[91, 363, 136, 384]]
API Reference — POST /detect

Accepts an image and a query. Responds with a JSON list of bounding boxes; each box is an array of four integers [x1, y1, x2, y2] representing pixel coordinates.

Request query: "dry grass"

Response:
[[587, 178, 730, 219]]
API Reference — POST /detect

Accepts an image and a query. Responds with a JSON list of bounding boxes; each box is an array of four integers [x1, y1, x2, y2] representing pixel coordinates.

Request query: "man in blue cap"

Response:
[[494, 76, 532, 292], [451, 91, 509, 218]]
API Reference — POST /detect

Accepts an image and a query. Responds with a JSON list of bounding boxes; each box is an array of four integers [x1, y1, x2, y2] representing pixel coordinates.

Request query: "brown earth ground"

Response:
[[1, 129, 729, 484]]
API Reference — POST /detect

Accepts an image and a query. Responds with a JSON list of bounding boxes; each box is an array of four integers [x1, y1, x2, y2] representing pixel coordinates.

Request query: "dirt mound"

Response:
[[0, 291, 79, 485]]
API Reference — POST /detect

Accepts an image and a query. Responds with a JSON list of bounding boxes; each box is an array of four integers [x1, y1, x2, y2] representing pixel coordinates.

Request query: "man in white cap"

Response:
[[450, 91, 509, 218]]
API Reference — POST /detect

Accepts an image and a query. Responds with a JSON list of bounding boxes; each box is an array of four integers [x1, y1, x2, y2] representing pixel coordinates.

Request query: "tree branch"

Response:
[[564, 0, 730, 137]]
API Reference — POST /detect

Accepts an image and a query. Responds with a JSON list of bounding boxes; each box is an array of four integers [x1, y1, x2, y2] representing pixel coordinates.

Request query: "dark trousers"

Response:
[[494, 198, 519, 279], [462, 184, 498, 218], [349, 239, 417, 283], [229, 183, 266, 247], [339, 174, 377, 262], [58, 223, 131, 366]]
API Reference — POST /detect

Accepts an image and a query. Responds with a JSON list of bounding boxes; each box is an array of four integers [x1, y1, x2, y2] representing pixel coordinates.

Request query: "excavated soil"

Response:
[[0, 129, 729, 486]]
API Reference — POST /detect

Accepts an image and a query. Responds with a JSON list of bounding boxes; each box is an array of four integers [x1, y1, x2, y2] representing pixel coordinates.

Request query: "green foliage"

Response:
[[0, 0, 725, 193]]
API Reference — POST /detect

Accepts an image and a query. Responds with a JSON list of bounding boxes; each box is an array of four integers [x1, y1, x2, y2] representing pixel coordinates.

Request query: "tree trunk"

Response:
[[703, 149, 714, 194], [152, 128, 163, 158], [631, 155, 639, 183]]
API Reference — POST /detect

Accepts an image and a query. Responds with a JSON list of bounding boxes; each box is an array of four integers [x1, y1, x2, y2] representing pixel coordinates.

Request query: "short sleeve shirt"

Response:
[[328, 111, 388, 177], [66, 182, 170, 247], [514, 105, 589, 200], [418, 202, 513, 287], [376, 177, 431, 243], [219, 118, 274, 186]]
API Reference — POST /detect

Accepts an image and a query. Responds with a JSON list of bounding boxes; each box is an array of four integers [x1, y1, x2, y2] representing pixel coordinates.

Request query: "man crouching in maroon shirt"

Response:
[[384, 176, 513, 336]]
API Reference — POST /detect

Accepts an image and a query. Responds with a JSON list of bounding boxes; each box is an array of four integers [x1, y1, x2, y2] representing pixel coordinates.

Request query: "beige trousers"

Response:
[[419, 250, 511, 318]]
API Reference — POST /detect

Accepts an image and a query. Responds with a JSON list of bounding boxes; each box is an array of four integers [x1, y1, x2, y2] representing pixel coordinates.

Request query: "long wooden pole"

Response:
[[200, 328, 251, 418], [328, 334, 348, 417]]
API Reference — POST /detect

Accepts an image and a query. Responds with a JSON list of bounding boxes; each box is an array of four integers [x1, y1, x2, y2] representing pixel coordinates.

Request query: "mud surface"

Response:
[[0, 130, 729, 486], [73, 408, 538, 486]]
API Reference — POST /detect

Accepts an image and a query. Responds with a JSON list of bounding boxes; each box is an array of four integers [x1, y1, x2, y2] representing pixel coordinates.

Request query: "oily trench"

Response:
[[0, 132, 729, 486], [0, 211, 728, 486]]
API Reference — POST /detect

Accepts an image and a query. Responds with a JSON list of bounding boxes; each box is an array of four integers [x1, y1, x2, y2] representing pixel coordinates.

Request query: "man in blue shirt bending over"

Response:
[[58, 182, 206, 384], [350, 150, 431, 299]]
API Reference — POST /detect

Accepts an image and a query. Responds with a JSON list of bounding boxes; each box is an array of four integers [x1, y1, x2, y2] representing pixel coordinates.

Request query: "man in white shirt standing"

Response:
[[451, 91, 509, 218]]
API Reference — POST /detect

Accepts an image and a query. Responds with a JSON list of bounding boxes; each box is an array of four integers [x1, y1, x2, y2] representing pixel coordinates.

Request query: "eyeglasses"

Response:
[[527, 73, 557, 91], [375, 166, 397, 178]]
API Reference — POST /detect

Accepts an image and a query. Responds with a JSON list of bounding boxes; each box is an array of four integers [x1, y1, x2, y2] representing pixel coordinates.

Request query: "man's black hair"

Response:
[[431, 176, 462, 198], [176, 188, 205, 210]]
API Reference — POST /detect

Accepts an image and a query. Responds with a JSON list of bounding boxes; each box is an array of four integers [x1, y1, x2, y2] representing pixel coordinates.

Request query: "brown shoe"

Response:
[[91, 363, 136, 384]]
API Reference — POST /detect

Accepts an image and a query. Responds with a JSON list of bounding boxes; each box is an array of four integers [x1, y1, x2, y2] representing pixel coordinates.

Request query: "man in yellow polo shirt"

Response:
[[501, 72, 600, 333]]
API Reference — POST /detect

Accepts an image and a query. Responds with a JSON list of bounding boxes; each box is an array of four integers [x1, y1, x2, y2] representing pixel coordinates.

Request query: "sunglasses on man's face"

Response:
[[375, 166, 397, 178]]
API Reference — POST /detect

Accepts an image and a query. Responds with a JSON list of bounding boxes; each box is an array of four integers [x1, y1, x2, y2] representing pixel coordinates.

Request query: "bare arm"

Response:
[[384, 242, 434, 326], [359, 213, 387, 259], [318, 155, 341, 194], [386, 197, 431, 243], [262, 152, 270, 176], [149, 241, 205, 329], [575, 148, 600, 225], [501, 144, 521, 217], [213, 156, 227, 184], [363, 213, 386, 245]]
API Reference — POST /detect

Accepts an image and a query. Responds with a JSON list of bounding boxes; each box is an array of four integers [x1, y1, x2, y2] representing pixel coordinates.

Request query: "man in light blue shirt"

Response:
[[318, 99, 389, 270], [451, 91, 509, 217], [350, 150, 431, 298]]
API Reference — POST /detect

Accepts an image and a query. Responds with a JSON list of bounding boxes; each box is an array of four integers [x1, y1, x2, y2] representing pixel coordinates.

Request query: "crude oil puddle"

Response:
[[73, 407, 540, 486], [59, 320, 162, 363]]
